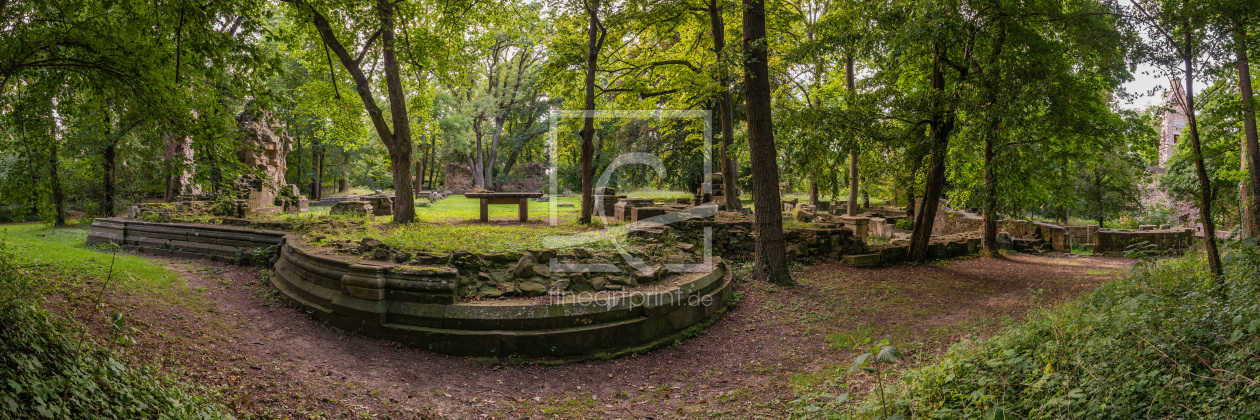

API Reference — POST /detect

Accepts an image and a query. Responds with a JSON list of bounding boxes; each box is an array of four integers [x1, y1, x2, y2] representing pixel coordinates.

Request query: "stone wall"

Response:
[[1094, 228, 1195, 255], [500, 162, 546, 193], [632, 217, 867, 261], [444, 163, 475, 193], [85, 218, 734, 358]]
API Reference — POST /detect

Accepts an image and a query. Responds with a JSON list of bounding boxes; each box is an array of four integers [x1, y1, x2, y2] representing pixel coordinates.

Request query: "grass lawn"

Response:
[[0, 223, 179, 291], [310, 195, 635, 254]]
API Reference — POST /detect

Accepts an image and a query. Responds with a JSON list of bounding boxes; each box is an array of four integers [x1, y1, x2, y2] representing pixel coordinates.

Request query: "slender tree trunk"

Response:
[[340, 147, 350, 193], [707, 0, 741, 211], [420, 159, 430, 191], [103, 143, 116, 217], [809, 178, 819, 207], [472, 119, 486, 189], [49, 127, 65, 226], [376, 0, 415, 222], [981, 134, 998, 253], [1235, 20, 1260, 239], [301, 0, 414, 221], [743, 0, 792, 285], [980, 22, 1005, 254], [310, 142, 323, 200], [102, 110, 116, 217], [1096, 167, 1104, 228], [909, 46, 957, 263], [846, 55, 859, 217], [428, 135, 438, 189], [1181, 32, 1222, 278], [578, 0, 604, 224]]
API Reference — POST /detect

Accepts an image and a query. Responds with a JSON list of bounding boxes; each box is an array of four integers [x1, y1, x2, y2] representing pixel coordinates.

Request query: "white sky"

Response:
[[1119, 63, 1167, 110]]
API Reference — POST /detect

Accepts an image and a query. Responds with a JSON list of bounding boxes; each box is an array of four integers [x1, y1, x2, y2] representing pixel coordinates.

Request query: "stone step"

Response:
[[842, 253, 881, 267]]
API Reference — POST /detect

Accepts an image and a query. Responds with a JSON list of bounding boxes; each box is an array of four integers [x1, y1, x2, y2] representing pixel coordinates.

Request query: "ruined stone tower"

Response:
[[1144, 80, 1199, 230]]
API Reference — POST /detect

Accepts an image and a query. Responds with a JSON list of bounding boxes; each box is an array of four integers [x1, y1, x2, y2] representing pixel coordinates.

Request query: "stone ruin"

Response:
[[443, 163, 476, 193], [594, 187, 625, 217], [163, 134, 201, 200], [234, 103, 307, 215], [499, 162, 546, 193], [130, 103, 309, 220]]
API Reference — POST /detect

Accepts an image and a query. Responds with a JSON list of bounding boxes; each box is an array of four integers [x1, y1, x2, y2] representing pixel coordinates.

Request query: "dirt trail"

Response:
[[99, 252, 1129, 419]]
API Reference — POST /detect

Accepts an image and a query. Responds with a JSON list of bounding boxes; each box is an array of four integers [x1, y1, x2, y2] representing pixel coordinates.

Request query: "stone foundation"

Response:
[[1094, 228, 1195, 255], [85, 218, 734, 358]]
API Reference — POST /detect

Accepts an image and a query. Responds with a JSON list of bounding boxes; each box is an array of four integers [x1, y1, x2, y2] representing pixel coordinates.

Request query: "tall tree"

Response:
[[744, 0, 792, 285], [1131, 0, 1222, 277], [285, 0, 417, 222], [578, 0, 606, 224], [1214, 1, 1259, 238]]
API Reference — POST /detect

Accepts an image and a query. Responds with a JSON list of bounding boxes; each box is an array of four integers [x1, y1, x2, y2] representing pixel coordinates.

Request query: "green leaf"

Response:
[[877, 345, 902, 364], [848, 353, 871, 375]]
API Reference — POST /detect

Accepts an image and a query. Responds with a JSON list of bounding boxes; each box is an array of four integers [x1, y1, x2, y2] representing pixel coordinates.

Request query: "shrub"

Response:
[[856, 241, 1260, 418], [0, 240, 230, 419]]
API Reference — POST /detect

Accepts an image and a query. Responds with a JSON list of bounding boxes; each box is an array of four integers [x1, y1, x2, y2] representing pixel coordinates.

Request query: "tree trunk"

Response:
[[310, 143, 323, 200], [1235, 20, 1260, 239], [428, 135, 438, 189], [420, 158, 430, 192], [909, 46, 956, 263], [300, 0, 414, 221], [49, 130, 65, 226], [102, 111, 116, 217], [846, 55, 859, 217], [1096, 167, 1104, 228], [706, 0, 741, 211], [340, 147, 350, 193], [472, 119, 486, 189], [980, 22, 1005, 254], [578, 0, 604, 225], [808, 178, 819, 207], [103, 142, 116, 217], [743, 0, 792, 285], [1181, 31, 1222, 278], [981, 133, 998, 253]]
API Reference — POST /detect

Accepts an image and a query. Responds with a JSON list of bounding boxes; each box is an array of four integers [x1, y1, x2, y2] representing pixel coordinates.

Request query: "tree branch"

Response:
[[355, 28, 384, 65]]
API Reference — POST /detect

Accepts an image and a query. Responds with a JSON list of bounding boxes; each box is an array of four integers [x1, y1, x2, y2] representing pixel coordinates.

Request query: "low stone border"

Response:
[[85, 217, 734, 357]]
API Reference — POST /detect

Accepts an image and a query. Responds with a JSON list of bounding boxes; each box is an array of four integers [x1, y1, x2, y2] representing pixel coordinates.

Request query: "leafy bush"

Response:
[[856, 242, 1260, 418], [0, 240, 230, 419], [894, 219, 914, 231], [1124, 203, 1175, 229]]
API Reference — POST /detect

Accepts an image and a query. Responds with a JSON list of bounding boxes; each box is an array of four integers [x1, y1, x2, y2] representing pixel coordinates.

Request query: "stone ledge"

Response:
[[86, 217, 734, 358]]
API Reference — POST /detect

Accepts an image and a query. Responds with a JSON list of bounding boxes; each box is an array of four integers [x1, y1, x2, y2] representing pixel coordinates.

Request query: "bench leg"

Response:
[[480, 199, 489, 222], [519, 198, 528, 222]]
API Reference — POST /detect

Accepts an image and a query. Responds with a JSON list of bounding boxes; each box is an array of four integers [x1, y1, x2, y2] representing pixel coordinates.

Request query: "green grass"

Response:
[[0, 224, 179, 291], [0, 225, 229, 418], [621, 188, 692, 201], [318, 196, 635, 253]]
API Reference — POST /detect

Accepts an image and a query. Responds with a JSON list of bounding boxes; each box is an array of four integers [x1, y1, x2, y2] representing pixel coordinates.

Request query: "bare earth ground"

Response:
[[58, 252, 1130, 419]]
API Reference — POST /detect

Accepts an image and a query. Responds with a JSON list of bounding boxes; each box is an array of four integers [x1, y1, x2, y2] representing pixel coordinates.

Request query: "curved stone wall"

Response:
[[86, 218, 734, 358]]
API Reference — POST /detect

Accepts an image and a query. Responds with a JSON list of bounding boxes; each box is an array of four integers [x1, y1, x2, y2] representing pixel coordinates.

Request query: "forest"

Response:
[[2, 0, 1260, 418]]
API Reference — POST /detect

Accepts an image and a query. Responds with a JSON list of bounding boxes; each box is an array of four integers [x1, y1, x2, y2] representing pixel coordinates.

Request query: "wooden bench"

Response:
[[463, 192, 544, 222]]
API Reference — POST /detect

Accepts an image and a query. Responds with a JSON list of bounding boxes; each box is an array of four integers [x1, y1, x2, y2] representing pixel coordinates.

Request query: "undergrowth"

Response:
[[0, 231, 230, 418], [821, 241, 1260, 418]]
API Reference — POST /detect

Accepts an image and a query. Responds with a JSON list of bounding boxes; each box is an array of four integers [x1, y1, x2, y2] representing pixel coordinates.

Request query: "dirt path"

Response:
[[93, 252, 1130, 419]]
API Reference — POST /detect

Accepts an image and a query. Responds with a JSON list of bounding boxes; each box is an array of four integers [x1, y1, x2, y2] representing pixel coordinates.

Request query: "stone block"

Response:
[[842, 253, 881, 267], [330, 200, 373, 217], [631, 207, 669, 222], [836, 216, 870, 241]]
